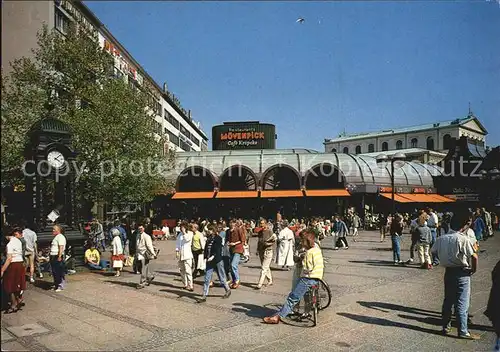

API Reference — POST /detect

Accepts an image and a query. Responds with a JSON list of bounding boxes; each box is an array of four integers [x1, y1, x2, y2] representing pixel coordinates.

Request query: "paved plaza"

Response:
[[1, 231, 498, 351]]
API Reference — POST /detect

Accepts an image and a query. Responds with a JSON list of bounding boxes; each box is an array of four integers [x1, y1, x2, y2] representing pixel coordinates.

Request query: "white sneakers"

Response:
[[30, 277, 35, 283]]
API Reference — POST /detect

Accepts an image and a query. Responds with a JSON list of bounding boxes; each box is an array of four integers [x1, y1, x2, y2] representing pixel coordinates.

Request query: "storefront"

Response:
[[155, 148, 456, 220]]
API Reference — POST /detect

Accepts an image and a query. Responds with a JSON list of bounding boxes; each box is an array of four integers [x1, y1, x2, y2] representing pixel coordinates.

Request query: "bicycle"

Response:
[[293, 279, 332, 326]]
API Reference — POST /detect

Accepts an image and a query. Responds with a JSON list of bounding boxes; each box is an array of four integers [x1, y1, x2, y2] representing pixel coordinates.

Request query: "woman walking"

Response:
[[111, 230, 124, 277], [1, 228, 26, 313], [199, 225, 231, 302], [176, 222, 194, 291], [390, 214, 404, 264]]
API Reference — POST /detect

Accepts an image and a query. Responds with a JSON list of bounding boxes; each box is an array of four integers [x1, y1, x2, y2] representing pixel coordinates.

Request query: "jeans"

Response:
[[50, 256, 65, 289], [278, 277, 318, 318], [87, 260, 109, 270], [203, 261, 230, 296], [409, 237, 418, 260], [442, 267, 471, 336], [230, 253, 241, 283], [222, 256, 231, 281], [474, 230, 483, 241], [391, 235, 401, 262], [430, 229, 439, 264]]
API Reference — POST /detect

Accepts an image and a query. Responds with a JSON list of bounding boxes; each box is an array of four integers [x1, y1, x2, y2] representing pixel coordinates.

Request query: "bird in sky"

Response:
[[296, 18, 305, 24]]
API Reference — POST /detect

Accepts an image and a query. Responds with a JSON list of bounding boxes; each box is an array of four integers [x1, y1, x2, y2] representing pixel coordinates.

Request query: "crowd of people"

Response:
[[1, 207, 499, 349]]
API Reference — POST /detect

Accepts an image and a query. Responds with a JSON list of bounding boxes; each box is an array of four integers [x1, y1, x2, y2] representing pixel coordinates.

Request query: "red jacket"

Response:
[[228, 227, 246, 254]]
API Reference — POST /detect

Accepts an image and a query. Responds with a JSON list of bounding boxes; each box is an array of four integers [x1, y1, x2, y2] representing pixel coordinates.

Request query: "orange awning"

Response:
[[399, 193, 441, 203], [260, 190, 304, 198], [305, 189, 350, 197], [380, 193, 414, 203], [216, 191, 259, 199], [172, 192, 215, 199], [428, 194, 456, 203]]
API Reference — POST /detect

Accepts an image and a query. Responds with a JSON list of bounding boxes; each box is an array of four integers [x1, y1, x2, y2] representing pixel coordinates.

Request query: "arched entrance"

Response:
[[219, 166, 257, 191], [176, 166, 216, 192], [304, 164, 345, 189], [261, 165, 301, 190]]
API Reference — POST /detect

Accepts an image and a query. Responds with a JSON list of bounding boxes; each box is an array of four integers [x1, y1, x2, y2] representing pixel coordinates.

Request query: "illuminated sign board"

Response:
[[212, 123, 276, 150]]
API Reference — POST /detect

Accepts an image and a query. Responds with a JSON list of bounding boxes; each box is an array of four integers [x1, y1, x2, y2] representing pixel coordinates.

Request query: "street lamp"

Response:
[[376, 152, 406, 216]]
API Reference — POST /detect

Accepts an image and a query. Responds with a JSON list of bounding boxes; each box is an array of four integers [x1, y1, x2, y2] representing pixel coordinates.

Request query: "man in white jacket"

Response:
[[136, 225, 156, 289], [176, 222, 194, 291]]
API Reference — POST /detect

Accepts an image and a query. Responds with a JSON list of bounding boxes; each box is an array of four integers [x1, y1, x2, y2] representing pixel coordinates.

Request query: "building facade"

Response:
[[323, 115, 488, 163], [1, 0, 208, 153]]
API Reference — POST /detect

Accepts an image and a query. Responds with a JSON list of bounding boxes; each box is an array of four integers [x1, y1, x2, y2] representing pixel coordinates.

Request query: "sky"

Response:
[[85, 1, 500, 151]]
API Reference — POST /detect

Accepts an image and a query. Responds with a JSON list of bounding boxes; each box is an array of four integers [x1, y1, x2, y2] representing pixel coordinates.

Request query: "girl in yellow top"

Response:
[[263, 229, 324, 324]]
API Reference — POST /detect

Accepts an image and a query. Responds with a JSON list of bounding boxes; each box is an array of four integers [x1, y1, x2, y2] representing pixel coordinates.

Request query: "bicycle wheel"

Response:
[[312, 289, 318, 327], [318, 279, 332, 310]]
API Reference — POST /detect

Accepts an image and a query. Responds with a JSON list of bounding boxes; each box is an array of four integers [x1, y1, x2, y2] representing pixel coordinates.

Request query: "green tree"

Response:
[[1, 24, 175, 209]]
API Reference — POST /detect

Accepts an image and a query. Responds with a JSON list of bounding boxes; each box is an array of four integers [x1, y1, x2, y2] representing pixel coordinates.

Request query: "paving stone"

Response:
[[6, 324, 49, 338], [0, 340, 29, 351]]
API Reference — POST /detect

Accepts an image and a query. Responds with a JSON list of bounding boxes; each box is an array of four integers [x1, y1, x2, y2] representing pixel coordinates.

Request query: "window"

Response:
[[396, 140, 403, 150], [342, 147, 349, 154], [355, 145, 362, 154], [368, 144, 375, 153], [180, 140, 190, 151], [191, 135, 200, 147], [167, 131, 179, 146], [180, 125, 190, 139], [165, 110, 180, 130], [426, 136, 435, 151], [331, 148, 337, 153], [443, 134, 452, 150], [55, 8, 70, 34], [411, 138, 418, 148], [382, 142, 388, 151]]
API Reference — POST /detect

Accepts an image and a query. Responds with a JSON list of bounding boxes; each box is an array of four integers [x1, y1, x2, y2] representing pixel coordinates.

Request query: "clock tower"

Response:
[[25, 116, 78, 230]]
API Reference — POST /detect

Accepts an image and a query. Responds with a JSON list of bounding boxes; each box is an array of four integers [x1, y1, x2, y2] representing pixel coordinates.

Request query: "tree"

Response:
[[1, 24, 175, 210]]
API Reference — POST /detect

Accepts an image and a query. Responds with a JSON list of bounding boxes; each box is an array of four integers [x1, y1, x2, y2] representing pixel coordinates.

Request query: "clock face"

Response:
[[47, 150, 65, 169]]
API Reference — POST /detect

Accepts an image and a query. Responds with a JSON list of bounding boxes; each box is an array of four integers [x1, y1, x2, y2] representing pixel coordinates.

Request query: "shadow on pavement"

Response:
[[337, 312, 444, 336], [398, 314, 494, 332], [34, 280, 54, 290], [357, 301, 441, 316], [105, 280, 138, 289], [155, 270, 180, 277], [232, 302, 276, 318], [159, 288, 199, 302]]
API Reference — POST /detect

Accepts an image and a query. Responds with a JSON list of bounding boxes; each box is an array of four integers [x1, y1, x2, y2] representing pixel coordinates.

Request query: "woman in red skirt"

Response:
[[1, 227, 27, 313]]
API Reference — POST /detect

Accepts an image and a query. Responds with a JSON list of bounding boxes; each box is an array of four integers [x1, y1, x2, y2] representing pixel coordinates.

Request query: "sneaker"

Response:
[[406, 258, 414, 264], [55, 287, 63, 292], [136, 284, 145, 289], [30, 277, 35, 283], [67, 269, 76, 275], [458, 333, 480, 340], [344, 247, 349, 250], [39, 273, 44, 279], [223, 290, 231, 299], [333, 247, 339, 250], [442, 327, 452, 336], [198, 296, 207, 303]]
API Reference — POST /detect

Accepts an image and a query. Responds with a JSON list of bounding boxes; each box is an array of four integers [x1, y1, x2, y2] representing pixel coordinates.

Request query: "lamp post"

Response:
[[376, 152, 406, 216]]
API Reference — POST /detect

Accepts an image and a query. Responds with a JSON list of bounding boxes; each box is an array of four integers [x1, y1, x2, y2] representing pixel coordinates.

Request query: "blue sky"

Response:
[[85, 1, 500, 150]]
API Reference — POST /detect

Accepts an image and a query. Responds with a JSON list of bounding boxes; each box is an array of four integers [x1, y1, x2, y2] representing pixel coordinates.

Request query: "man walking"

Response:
[[256, 219, 276, 289], [431, 216, 479, 340], [22, 221, 38, 283]]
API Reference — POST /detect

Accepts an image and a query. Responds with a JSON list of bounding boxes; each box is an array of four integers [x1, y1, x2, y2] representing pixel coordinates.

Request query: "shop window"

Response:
[[443, 134, 452, 150], [355, 145, 361, 154], [382, 142, 388, 151], [411, 138, 418, 148], [396, 140, 403, 150], [368, 144, 375, 153], [427, 136, 435, 151], [343, 147, 349, 154]]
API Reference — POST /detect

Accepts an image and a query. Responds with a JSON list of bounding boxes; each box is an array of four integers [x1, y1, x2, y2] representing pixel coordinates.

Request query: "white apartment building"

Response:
[[2, 0, 208, 153], [324, 114, 488, 163]]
